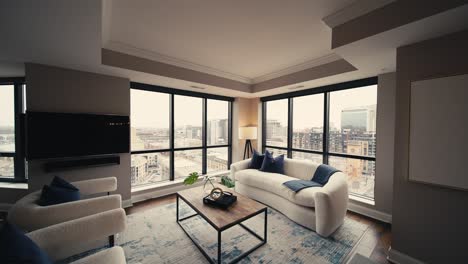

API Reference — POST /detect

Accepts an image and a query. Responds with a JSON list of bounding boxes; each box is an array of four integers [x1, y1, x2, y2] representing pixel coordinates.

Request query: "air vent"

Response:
[[288, 85, 305, 90], [190, 85, 206, 90]]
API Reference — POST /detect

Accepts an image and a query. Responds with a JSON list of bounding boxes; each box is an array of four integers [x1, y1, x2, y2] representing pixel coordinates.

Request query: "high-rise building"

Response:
[[207, 119, 228, 145], [341, 105, 377, 132]]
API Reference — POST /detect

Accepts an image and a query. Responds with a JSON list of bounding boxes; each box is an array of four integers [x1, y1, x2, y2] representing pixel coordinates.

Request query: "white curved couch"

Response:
[[231, 158, 348, 237]]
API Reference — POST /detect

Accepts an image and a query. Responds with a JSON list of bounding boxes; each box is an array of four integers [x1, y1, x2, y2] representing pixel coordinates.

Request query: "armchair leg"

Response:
[[109, 235, 115, 247]]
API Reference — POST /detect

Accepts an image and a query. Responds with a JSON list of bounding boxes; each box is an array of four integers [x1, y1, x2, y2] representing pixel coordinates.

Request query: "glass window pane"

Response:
[[265, 99, 288, 147], [207, 147, 228, 173], [207, 100, 229, 146], [0, 157, 14, 178], [131, 90, 170, 151], [329, 156, 375, 199], [292, 94, 323, 151], [265, 148, 287, 157], [0, 85, 15, 153], [174, 149, 202, 179], [175, 95, 202, 148], [329, 85, 377, 157], [131, 152, 170, 187], [292, 151, 322, 164]]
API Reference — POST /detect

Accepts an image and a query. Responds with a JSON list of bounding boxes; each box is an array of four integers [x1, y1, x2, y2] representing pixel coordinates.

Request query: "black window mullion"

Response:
[[323, 92, 330, 165], [169, 94, 175, 181], [261, 101, 267, 153], [227, 101, 233, 169], [202, 98, 207, 175], [287, 98, 293, 158]]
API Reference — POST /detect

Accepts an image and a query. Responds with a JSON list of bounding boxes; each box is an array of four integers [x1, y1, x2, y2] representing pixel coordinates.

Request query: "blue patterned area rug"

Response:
[[117, 202, 368, 264]]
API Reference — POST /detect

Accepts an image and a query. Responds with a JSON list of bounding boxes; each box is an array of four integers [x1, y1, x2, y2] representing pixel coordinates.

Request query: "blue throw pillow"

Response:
[[259, 150, 285, 174], [248, 150, 265, 169], [38, 176, 80, 206], [0, 222, 52, 264], [51, 176, 79, 191]]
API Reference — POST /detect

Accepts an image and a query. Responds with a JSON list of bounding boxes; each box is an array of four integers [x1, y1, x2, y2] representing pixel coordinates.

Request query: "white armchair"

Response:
[[27, 208, 127, 264], [8, 177, 121, 232]]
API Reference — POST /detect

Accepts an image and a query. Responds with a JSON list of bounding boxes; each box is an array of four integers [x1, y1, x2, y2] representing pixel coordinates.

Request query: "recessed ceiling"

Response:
[[106, 0, 355, 81]]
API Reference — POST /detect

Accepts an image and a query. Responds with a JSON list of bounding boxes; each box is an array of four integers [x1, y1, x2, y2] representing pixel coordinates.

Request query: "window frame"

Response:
[[130, 82, 233, 186], [0, 77, 26, 183], [261, 77, 378, 200]]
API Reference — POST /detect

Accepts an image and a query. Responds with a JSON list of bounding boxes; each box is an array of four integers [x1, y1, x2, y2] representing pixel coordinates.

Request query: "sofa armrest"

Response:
[[230, 159, 251, 181], [71, 177, 118, 196], [8, 192, 122, 232], [27, 208, 127, 262], [71, 246, 126, 264], [313, 172, 348, 237]]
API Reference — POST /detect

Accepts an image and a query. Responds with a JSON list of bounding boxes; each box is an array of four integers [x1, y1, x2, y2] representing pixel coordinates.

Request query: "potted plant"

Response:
[[183, 172, 216, 194]]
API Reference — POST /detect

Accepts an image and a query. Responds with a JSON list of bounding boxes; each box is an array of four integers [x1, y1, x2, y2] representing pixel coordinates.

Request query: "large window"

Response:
[[130, 83, 232, 188], [262, 78, 377, 200], [0, 78, 26, 182]]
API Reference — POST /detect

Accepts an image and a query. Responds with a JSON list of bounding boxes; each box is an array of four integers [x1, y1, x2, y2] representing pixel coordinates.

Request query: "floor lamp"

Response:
[[239, 126, 257, 159]]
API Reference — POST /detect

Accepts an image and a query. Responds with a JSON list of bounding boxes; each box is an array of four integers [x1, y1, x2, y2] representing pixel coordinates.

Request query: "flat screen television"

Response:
[[25, 111, 130, 160]]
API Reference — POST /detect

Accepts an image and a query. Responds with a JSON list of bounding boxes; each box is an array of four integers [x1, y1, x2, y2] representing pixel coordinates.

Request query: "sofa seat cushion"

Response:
[[235, 169, 321, 208]]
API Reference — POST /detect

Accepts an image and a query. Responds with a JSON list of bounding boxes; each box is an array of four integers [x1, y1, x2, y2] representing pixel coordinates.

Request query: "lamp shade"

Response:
[[239, 127, 257, 140]]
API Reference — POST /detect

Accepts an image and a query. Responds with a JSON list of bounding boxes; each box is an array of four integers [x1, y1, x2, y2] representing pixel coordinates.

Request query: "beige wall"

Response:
[[392, 30, 468, 263], [25, 63, 132, 201], [232, 97, 260, 162], [332, 0, 467, 48]]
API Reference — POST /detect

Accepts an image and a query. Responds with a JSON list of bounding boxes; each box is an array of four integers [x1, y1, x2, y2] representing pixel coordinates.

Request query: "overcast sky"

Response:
[[131, 90, 228, 128], [0, 86, 15, 127], [267, 85, 377, 130]]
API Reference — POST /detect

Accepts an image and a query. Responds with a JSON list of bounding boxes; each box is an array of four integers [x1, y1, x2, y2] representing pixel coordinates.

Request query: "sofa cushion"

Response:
[[0, 222, 52, 264], [248, 150, 265, 169], [259, 150, 285, 174], [235, 169, 320, 208]]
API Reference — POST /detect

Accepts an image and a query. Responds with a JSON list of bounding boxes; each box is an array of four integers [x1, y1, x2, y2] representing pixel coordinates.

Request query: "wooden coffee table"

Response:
[[176, 185, 267, 264]]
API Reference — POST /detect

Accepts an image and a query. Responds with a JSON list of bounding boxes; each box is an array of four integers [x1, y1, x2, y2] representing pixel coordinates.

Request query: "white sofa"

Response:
[[27, 208, 127, 263], [8, 177, 121, 232], [231, 158, 348, 237]]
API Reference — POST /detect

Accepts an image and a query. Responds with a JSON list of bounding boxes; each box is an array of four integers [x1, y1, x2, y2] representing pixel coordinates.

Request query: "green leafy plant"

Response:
[[183, 172, 200, 185], [221, 175, 235, 188]]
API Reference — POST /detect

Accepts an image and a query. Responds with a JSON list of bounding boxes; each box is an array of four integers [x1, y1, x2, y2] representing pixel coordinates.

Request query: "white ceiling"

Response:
[[105, 0, 355, 82]]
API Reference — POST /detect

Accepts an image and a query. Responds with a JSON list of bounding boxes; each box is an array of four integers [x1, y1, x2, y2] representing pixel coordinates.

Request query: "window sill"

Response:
[[0, 182, 28, 190], [131, 170, 230, 193], [349, 194, 375, 206]]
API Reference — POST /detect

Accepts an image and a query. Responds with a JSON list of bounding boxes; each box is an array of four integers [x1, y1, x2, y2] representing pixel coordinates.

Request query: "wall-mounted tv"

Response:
[[25, 111, 130, 160]]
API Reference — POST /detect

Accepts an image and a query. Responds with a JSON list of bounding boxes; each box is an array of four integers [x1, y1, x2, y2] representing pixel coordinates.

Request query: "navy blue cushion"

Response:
[[51, 176, 79, 191], [259, 150, 285, 174], [248, 150, 265, 169], [38, 176, 80, 206], [311, 164, 340, 185], [0, 222, 52, 264]]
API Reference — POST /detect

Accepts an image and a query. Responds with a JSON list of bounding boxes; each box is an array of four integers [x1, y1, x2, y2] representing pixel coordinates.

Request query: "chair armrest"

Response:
[[230, 159, 251, 181], [71, 177, 117, 195], [27, 208, 127, 262], [314, 172, 348, 237], [8, 192, 121, 232], [71, 246, 126, 264]]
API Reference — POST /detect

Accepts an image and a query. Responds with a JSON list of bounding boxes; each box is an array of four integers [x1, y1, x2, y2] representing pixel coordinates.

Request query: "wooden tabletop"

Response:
[[177, 185, 267, 230]]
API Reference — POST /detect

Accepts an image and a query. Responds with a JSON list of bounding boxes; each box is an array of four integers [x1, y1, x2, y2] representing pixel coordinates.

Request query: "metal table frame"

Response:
[[176, 194, 267, 264]]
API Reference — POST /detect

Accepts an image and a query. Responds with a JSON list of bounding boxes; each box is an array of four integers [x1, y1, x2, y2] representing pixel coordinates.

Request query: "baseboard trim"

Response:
[[347, 201, 392, 223], [131, 181, 204, 204], [387, 247, 425, 264], [122, 199, 133, 209]]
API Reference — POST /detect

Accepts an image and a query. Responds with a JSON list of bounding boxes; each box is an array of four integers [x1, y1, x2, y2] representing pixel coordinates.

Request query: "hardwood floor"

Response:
[[126, 194, 392, 264]]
